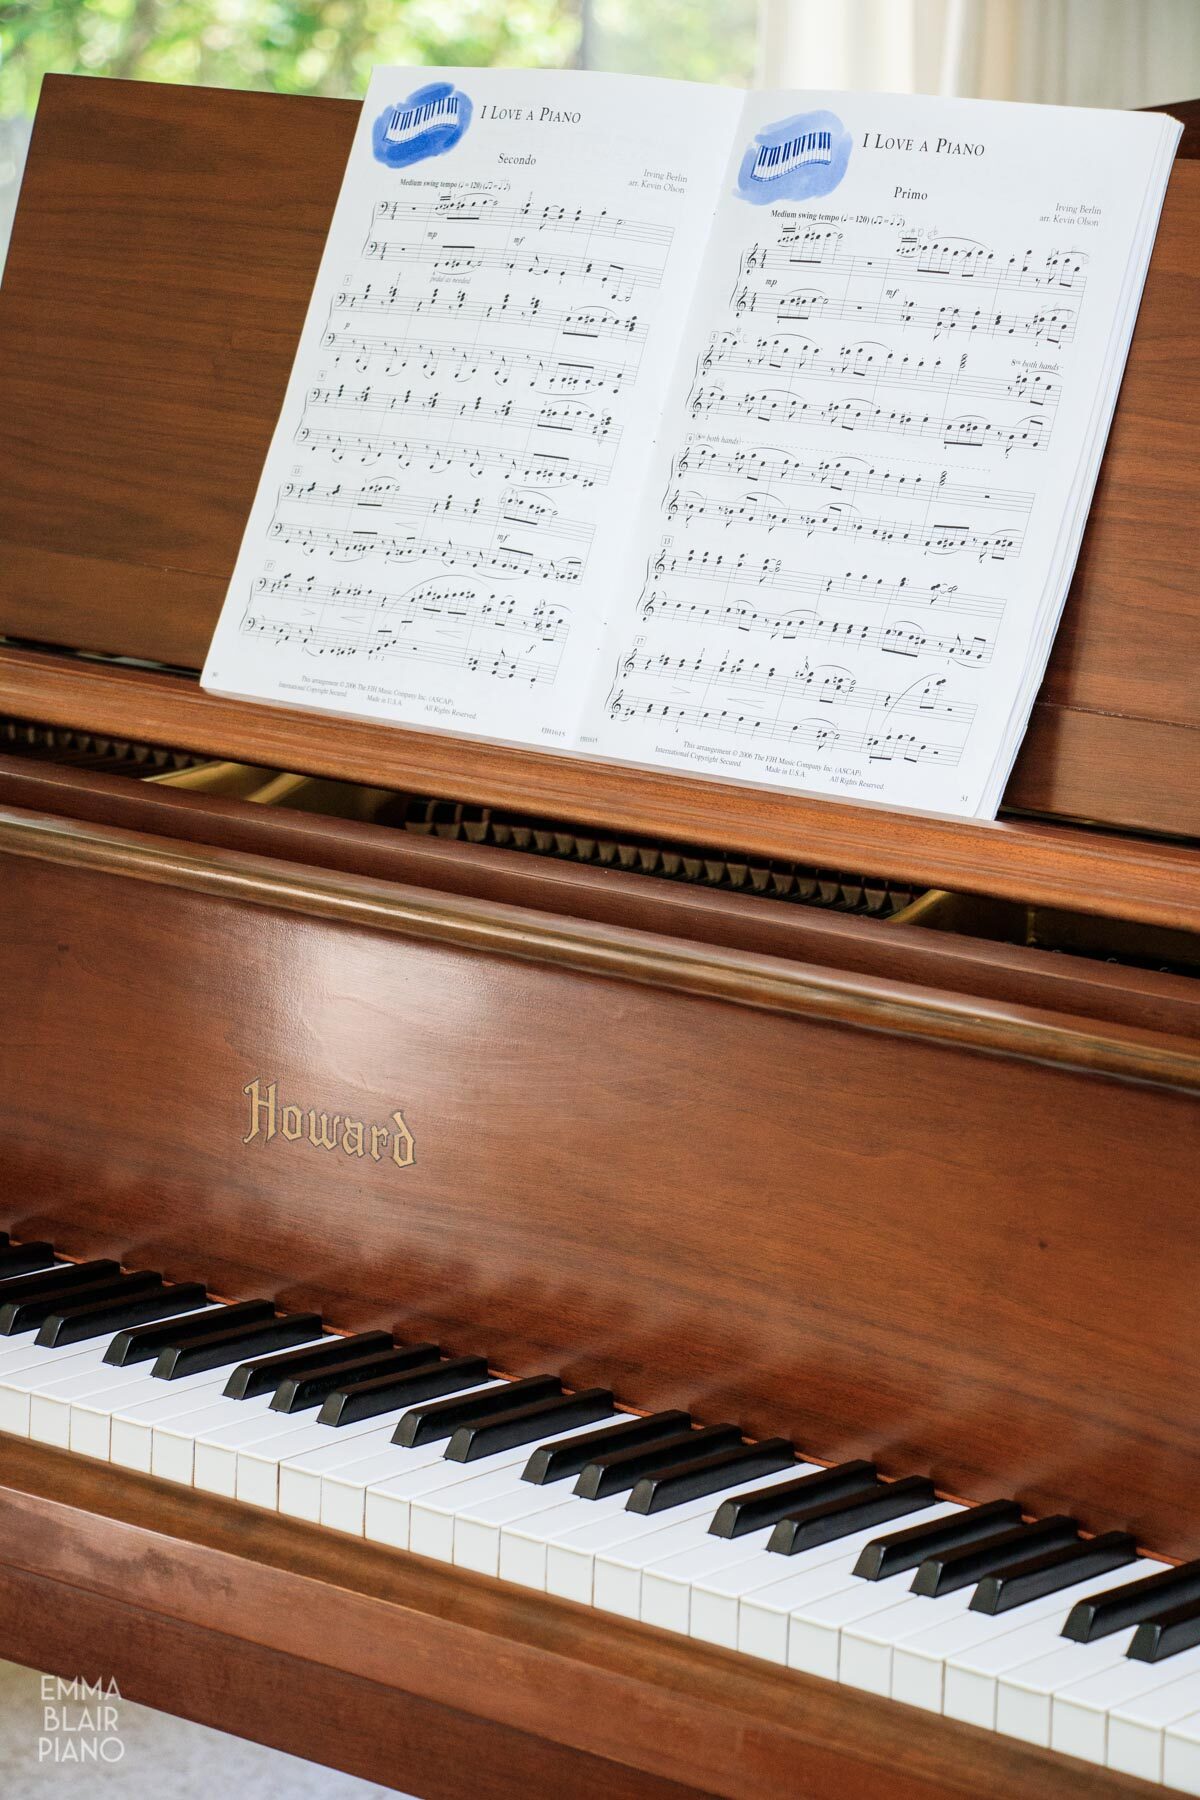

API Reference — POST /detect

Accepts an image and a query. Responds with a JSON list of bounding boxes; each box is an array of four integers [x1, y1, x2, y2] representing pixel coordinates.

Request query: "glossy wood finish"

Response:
[[5, 751, 1198, 1041], [0, 1438, 1163, 1800], [3, 801, 1198, 1091], [5, 647, 1200, 933], [0, 78, 1198, 838], [2, 810, 1199, 1559]]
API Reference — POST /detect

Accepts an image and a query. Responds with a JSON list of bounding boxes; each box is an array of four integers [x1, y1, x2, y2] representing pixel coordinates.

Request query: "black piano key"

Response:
[[627, 1438, 796, 1516], [104, 1299, 277, 1367], [0, 1270, 164, 1336], [1061, 1558, 1200, 1643], [0, 1231, 7, 1245], [394, 1375, 563, 1449], [970, 1532, 1139, 1616], [852, 1498, 1026, 1581], [223, 1331, 391, 1400], [446, 1388, 615, 1464], [0, 1260, 120, 1311], [574, 1424, 744, 1501], [522, 1410, 692, 1486], [271, 1342, 440, 1413], [910, 1515, 1080, 1598], [318, 1355, 489, 1427], [0, 1242, 56, 1279], [36, 1282, 208, 1348], [768, 1476, 938, 1556], [151, 1311, 323, 1379], [709, 1459, 881, 1540], [1128, 1596, 1200, 1663]]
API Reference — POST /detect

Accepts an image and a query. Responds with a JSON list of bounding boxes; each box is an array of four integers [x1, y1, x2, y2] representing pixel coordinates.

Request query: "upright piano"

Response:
[[0, 76, 1198, 1799]]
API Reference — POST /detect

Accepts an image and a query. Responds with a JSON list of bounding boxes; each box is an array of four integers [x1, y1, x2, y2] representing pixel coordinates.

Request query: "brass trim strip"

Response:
[[3, 646, 1199, 932], [2, 804, 1198, 1093]]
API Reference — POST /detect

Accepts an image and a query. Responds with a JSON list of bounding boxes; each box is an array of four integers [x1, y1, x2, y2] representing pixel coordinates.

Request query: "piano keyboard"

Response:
[[384, 94, 462, 147], [4, 1238, 1200, 1794], [750, 129, 834, 185]]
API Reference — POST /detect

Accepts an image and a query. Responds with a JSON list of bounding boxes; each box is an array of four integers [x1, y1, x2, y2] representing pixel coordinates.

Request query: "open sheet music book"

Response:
[[202, 69, 1181, 819]]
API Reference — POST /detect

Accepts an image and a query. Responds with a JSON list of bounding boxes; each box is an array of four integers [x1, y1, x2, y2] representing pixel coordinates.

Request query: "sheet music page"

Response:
[[585, 91, 1177, 816], [203, 68, 742, 744]]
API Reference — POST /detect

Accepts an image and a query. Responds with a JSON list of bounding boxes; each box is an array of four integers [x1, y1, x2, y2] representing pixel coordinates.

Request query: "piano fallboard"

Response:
[[1, 778, 1197, 1569]]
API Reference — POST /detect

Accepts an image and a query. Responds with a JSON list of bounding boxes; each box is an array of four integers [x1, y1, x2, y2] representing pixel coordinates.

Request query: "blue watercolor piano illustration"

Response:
[[373, 82, 473, 170], [736, 109, 852, 204]]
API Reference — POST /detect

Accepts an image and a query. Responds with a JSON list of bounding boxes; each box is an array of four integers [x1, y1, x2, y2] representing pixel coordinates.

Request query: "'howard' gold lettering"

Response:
[[242, 1079, 417, 1171]]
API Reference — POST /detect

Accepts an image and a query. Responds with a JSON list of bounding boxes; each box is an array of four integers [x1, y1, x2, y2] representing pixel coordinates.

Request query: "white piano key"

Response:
[[594, 1464, 818, 1623], [267, 1378, 509, 1517], [1052, 1642, 1200, 1767], [938, 1560, 1165, 1729], [25, 1320, 228, 1447], [268, 1377, 506, 1518], [409, 1414, 625, 1567], [0, 1339, 139, 1434], [1165, 1708, 1200, 1798], [234, 1414, 389, 1507], [149, 1393, 279, 1483], [498, 1492, 632, 1590], [369, 1430, 585, 1558], [715, 1502, 962, 1659], [544, 1488, 749, 1608], [69, 1366, 231, 1460], [1107, 1668, 1200, 1783], [314, 1436, 453, 1531], [783, 1566, 942, 1682], [995, 1635, 1139, 1745], [825, 1588, 976, 1701], [452, 1483, 576, 1578]]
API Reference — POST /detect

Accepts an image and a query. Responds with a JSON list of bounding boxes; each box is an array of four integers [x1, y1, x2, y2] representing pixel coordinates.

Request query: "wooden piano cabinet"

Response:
[[2, 803, 1198, 1561], [1, 74, 1198, 1799], [0, 1438, 1163, 1800]]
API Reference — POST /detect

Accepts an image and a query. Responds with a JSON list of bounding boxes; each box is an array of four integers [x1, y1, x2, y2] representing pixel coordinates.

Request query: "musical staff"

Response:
[[330, 284, 649, 345], [251, 572, 569, 637], [294, 426, 610, 489], [638, 590, 994, 667], [687, 386, 1049, 454], [669, 449, 1033, 516], [304, 384, 620, 445], [617, 648, 974, 723], [740, 227, 1088, 295], [321, 331, 633, 396], [372, 192, 675, 248], [641, 552, 1006, 621], [700, 333, 1060, 411], [733, 284, 1077, 344], [278, 479, 595, 545], [606, 690, 964, 766], [363, 239, 661, 302], [269, 520, 584, 582], [663, 493, 1022, 560]]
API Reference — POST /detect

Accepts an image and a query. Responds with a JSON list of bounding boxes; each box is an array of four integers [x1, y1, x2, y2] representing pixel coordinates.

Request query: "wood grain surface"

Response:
[[0, 76, 1197, 836], [2, 807, 1199, 1556], [4, 647, 1200, 932]]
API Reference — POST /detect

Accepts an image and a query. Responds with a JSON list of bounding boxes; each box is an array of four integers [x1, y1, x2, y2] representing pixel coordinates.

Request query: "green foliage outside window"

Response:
[[0, 0, 758, 116]]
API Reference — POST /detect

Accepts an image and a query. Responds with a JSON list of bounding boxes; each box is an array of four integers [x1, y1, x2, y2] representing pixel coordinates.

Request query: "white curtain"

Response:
[[758, 0, 1200, 106], [0, 118, 32, 283]]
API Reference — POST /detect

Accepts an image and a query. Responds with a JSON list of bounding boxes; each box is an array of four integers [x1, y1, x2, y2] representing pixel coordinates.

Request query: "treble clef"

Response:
[[609, 687, 625, 718], [653, 547, 666, 579]]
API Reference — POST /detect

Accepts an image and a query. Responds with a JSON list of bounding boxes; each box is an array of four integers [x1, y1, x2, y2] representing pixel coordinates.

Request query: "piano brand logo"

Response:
[[736, 109, 852, 205], [242, 1078, 416, 1170], [372, 81, 473, 168]]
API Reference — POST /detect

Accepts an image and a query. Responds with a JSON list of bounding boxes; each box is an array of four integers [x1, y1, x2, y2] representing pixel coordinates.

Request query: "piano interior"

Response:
[[1, 74, 1199, 1800]]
